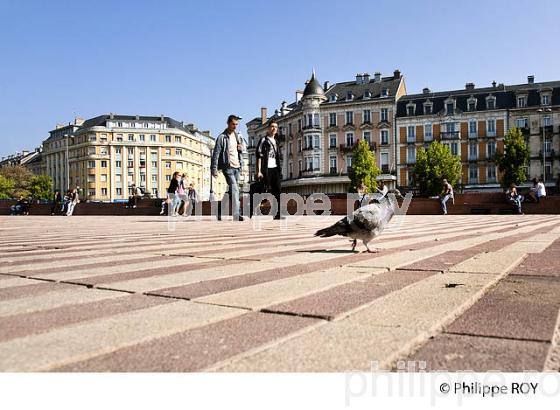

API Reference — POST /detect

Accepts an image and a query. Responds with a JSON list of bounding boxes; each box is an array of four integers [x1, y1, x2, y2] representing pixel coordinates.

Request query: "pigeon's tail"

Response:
[[314, 217, 351, 238]]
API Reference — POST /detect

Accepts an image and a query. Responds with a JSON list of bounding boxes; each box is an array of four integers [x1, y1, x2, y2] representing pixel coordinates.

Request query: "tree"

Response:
[[0, 174, 15, 199], [348, 139, 380, 193], [494, 127, 529, 188], [413, 141, 462, 196], [29, 175, 53, 200], [0, 165, 32, 198]]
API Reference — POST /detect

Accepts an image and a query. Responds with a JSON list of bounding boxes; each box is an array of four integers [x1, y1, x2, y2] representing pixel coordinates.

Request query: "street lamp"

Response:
[[537, 108, 552, 182], [64, 134, 70, 191]]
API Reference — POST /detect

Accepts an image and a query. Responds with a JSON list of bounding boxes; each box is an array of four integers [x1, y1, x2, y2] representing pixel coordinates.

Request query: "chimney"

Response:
[[527, 75, 535, 84], [422, 87, 431, 94], [74, 117, 85, 126], [55, 124, 64, 129], [187, 123, 194, 129], [492, 81, 497, 88], [355, 73, 363, 84], [280, 101, 288, 116], [323, 81, 330, 91], [202, 131, 210, 137], [363, 73, 370, 83], [109, 112, 115, 119], [295, 90, 303, 103], [22, 150, 29, 156], [135, 115, 140, 120], [393, 69, 401, 79], [465, 82, 475, 90], [374, 72, 381, 82], [160, 114, 165, 121], [260, 107, 267, 125]]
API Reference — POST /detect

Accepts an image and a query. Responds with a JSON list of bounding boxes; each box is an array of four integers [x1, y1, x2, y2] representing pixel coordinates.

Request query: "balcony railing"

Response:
[[468, 132, 478, 139], [406, 136, 416, 143], [468, 154, 478, 161], [302, 145, 315, 151], [302, 125, 321, 131], [381, 164, 389, 173], [340, 143, 354, 152], [329, 167, 338, 175], [441, 131, 460, 140]]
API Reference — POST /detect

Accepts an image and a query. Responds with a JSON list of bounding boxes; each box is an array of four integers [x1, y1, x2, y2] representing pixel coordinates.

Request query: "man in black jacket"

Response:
[[256, 121, 282, 219]]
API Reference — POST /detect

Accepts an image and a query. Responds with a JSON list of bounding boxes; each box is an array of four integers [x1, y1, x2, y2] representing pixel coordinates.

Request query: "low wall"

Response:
[[2, 193, 560, 216]]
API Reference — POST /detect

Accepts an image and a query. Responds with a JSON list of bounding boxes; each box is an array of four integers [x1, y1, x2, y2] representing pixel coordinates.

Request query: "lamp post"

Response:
[[537, 108, 552, 182], [64, 134, 70, 191]]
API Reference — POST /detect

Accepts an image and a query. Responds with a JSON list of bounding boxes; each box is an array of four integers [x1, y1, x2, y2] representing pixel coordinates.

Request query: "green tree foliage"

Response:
[[29, 175, 53, 200], [413, 141, 462, 196], [0, 174, 15, 199], [494, 127, 529, 188], [348, 139, 380, 193], [0, 165, 33, 198]]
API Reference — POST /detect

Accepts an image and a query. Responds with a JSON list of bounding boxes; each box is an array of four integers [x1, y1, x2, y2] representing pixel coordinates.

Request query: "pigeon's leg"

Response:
[[351, 239, 357, 252], [363, 240, 378, 253]]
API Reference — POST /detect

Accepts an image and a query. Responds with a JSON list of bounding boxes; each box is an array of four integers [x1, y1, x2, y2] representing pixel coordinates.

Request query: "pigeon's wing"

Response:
[[351, 203, 385, 232]]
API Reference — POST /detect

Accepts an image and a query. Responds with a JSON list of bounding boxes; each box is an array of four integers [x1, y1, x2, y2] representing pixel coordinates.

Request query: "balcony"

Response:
[[468, 154, 478, 161], [381, 164, 390, 173], [329, 167, 338, 175], [302, 125, 321, 131], [468, 132, 478, 139], [406, 137, 416, 144], [441, 131, 460, 140], [302, 145, 315, 151], [340, 143, 354, 153]]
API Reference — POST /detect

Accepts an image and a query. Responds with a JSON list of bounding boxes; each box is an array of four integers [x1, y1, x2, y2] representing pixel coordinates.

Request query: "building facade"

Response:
[[42, 114, 228, 201], [247, 70, 406, 195], [396, 76, 559, 191]]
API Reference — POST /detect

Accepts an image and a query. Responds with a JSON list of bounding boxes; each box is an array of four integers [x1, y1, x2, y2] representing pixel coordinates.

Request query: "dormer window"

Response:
[[329, 94, 337, 102], [363, 90, 372, 99], [467, 96, 477, 111], [486, 95, 496, 110], [423, 101, 433, 115], [347, 91, 354, 101], [542, 94, 550, 106], [444, 98, 456, 116], [517, 96, 527, 108], [406, 103, 416, 116], [381, 88, 389, 97]]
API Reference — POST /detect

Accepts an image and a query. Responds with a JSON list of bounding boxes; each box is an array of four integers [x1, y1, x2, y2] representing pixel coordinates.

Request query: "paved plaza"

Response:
[[0, 214, 559, 372]]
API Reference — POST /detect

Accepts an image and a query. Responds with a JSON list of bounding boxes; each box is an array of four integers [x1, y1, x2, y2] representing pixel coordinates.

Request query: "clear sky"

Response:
[[0, 0, 559, 157]]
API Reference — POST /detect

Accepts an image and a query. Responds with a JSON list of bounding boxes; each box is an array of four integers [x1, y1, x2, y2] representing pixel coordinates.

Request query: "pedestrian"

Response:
[[51, 190, 62, 215], [167, 171, 181, 216], [187, 183, 197, 216], [210, 114, 245, 221], [177, 174, 189, 216], [255, 120, 282, 219], [439, 178, 454, 215], [66, 188, 79, 216], [506, 183, 524, 214]]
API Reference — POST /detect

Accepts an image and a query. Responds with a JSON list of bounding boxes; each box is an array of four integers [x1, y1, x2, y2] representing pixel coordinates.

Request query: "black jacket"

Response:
[[255, 136, 281, 179], [167, 178, 179, 194]]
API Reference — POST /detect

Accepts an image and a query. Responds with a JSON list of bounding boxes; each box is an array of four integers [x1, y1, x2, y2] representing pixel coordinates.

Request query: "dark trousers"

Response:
[[265, 167, 281, 217]]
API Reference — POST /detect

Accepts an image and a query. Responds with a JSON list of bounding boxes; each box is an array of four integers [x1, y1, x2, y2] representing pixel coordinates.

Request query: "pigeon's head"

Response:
[[387, 189, 404, 201]]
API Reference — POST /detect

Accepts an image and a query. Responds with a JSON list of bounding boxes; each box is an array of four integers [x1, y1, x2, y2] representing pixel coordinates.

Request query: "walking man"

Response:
[[211, 114, 245, 221], [440, 178, 454, 215], [187, 183, 197, 216], [255, 120, 282, 219]]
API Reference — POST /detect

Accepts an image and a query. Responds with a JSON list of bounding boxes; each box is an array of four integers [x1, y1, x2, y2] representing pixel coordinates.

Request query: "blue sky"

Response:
[[0, 0, 559, 157]]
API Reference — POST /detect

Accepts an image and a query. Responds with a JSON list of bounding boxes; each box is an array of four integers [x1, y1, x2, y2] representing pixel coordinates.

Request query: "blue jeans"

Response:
[[223, 167, 240, 219], [440, 194, 451, 214], [169, 193, 181, 214]]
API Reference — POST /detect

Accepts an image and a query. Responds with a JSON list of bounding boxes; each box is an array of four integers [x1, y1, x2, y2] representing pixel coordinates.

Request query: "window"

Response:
[[116, 188, 122, 196], [346, 155, 353, 169], [446, 102, 454, 115], [486, 97, 496, 110], [380, 108, 388, 122], [542, 95, 550, 105], [407, 146, 416, 163], [150, 134, 157, 142], [424, 124, 433, 141], [363, 110, 371, 123], [87, 175, 95, 182], [346, 132, 354, 147], [152, 175, 157, 183], [516, 118, 527, 128], [313, 135, 320, 148], [115, 160, 122, 168], [297, 139, 302, 152], [100, 133, 107, 142], [381, 88, 389, 97], [487, 119, 496, 135], [128, 147, 134, 156], [100, 174, 107, 182], [88, 189, 96, 197], [128, 160, 133, 168], [450, 142, 459, 156], [175, 136, 181, 143], [424, 103, 432, 115], [165, 148, 171, 156], [329, 156, 337, 173], [543, 116, 551, 126], [469, 120, 477, 138], [101, 188, 107, 196], [467, 100, 476, 111], [487, 141, 496, 158], [89, 134, 96, 142], [407, 105, 415, 116], [329, 134, 337, 148], [313, 113, 320, 127], [165, 135, 171, 143], [407, 125, 415, 142], [116, 175, 122, 182], [381, 130, 389, 145], [363, 131, 371, 143], [176, 162, 183, 170], [469, 165, 478, 182], [469, 142, 478, 160], [487, 165, 497, 182], [329, 113, 337, 126], [517, 96, 527, 108], [116, 134, 123, 142], [88, 161, 95, 168], [345, 111, 354, 125], [297, 119, 302, 131], [128, 134, 134, 141], [381, 152, 389, 168], [166, 175, 171, 181], [544, 139, 552, 153], [165, 162, 171, 169], [139, 134, 145, 142], [151, 161, 157, 168], [88, 147, 96, 155], [175, 148, 182, 156]]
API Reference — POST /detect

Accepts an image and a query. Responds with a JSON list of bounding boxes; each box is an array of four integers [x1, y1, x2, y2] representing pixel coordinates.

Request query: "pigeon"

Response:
[[314, 189, 403, 253]]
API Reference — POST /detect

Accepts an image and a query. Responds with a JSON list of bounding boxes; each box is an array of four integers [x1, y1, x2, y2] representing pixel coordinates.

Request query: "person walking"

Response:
[[187, 183, 197, 216], [439, 179, 454, 215], [166, 172, 181, 216], [176, 174, 189, 216], [211, 114, 245, 221], [255, 121, 282, 219], [66, 188, 79, 216], [50, 190, 62, 215]]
